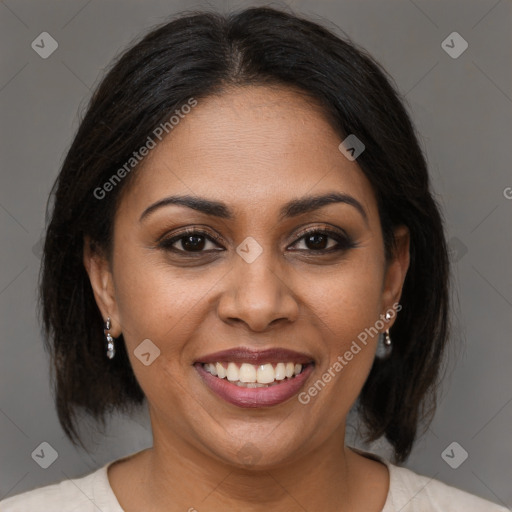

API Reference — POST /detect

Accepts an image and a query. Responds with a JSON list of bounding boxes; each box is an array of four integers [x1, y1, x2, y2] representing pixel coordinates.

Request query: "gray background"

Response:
[[0, 0, 511, 508]]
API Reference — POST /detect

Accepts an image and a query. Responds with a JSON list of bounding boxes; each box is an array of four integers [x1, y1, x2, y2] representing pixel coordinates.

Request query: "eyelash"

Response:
[[158, 226, 357, 256]]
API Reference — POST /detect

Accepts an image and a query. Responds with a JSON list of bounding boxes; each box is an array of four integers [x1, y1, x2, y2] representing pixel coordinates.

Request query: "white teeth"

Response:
[[216, 362, 226, 379], [203, 361, 306, 385], [257, 363, 275, 384], [226, 362, 239, 382], [275, 362, 286, 380], [205, 363, 217, 376], [239, 363, 257, 383]]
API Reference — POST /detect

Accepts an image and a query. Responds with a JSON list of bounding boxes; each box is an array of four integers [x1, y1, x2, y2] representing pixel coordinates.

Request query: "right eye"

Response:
[[158, 229, 224, 254]]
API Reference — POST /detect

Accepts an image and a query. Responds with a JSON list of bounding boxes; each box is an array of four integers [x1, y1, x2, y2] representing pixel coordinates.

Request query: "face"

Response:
[[85, 85, 409, 469]]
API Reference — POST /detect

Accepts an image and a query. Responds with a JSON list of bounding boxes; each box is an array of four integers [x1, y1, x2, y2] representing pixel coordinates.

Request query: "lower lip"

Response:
[[195, 363, 314, 408]]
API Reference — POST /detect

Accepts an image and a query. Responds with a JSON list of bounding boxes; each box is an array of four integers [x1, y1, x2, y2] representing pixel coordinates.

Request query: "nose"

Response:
[[217, 249, 300, 332]]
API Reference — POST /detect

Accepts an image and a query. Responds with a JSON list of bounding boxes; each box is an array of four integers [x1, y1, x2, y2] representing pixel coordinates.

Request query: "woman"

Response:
[[0, 6, 507, 511]]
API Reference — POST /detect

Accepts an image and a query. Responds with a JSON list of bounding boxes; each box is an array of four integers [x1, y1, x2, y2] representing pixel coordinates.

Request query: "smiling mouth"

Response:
[[200, 361, 312, 387]]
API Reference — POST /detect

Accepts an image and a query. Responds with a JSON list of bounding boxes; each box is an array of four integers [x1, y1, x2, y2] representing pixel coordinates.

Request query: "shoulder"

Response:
[[0, 462, 122, 512], [350, 446, 508, 512], [385, 463, 509, 511]]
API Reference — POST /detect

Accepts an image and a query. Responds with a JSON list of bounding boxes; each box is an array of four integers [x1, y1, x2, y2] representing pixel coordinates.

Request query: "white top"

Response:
[[0, 448, 507, 511]]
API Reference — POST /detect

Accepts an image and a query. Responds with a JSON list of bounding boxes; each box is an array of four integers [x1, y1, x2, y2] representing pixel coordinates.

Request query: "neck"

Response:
[[142, 421, 362, 512]]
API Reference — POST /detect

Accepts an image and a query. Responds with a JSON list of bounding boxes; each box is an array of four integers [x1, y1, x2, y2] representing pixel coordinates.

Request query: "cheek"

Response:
[[112, 249, 221, 368], [313, 252, 384, 345], [304, 251, 384, 405], [111, 257, 191, 404]]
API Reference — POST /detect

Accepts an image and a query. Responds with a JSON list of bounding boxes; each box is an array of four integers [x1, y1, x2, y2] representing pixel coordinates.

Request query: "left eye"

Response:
[[289, 229, 356, 253], [291, 231, 340, 251]]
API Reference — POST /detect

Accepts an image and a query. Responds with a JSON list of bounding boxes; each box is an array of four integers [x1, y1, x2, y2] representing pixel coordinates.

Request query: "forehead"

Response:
[[116, 85, 378, 224]]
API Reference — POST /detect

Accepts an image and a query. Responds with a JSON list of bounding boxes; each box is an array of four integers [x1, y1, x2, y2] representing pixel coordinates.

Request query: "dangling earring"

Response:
[[104, 317, 115, 359], [375, 312, 392, 359]]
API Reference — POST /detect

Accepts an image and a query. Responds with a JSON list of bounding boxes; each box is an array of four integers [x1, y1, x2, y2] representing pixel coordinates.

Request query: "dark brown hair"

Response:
[[40, 6, 450, 464]]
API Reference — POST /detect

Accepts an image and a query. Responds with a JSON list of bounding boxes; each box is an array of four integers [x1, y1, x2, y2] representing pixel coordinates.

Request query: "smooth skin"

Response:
[[84, 85, 410, 512]]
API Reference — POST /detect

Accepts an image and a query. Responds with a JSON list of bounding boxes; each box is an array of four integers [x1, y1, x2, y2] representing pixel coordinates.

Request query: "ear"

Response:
[[83, 235, 122, 337], [381, 225, 410, 328]]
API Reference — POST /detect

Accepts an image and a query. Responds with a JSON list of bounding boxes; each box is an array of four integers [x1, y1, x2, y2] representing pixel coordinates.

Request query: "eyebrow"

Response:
[[139, 192, 368, 224]]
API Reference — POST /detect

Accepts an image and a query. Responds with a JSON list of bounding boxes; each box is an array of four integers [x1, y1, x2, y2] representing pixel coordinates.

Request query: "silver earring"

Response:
[[104, 317, 115, 359], [375, 312, 392, 359]]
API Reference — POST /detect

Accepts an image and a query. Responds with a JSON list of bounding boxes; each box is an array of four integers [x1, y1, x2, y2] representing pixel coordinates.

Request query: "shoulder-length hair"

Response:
[[40, 6, 449, 464]]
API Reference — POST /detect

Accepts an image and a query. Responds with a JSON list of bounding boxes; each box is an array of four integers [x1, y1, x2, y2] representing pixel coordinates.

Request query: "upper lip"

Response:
[[196, 347, 314, 365]]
